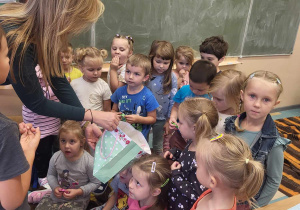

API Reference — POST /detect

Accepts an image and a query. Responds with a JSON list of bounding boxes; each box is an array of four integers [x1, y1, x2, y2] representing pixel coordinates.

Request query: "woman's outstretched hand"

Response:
[[92, 110, 120, 131]]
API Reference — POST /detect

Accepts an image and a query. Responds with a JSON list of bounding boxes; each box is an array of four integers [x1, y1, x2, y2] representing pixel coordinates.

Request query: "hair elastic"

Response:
[[151, 162, 156, 173], [249, 73, 255, 79], [161, 178, 169, 188], [125, 35, 134, 43], [276, 78, 281, 85], [210, 133, 224, 142], [245, 158, 249, 164], [85, 109, 93, 124]]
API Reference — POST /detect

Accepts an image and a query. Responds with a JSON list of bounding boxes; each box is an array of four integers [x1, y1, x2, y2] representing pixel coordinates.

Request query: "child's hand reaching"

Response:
[[63, 188, 83, 200], [110, 56, 120, 71], [171, 161, 181, 170], [164, 151, 174, 160], [169, 117, 178, 130], [54, 187, 64, 199], [125, 114, 138, 124]]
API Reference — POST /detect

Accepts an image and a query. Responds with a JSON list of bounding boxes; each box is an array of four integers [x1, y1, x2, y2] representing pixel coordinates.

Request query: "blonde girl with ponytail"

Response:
[[71, 47, 112, 112], [191, 133, 264, 210], [163, 97, 219, 210]]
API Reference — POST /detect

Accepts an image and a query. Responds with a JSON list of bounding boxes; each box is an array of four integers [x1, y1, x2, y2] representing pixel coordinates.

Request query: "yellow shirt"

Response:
[[64, 67, 83, 82]]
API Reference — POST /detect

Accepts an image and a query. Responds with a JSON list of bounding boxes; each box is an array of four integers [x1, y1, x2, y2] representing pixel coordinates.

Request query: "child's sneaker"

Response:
[[93, 182, 108, 195], [38, 177, 51, 189]]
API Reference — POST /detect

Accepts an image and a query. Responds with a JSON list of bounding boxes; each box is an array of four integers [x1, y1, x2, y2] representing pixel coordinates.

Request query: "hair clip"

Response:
[[249, 73, 255, 79], [115, 33, 121, 38], [210, 134, 224, 142], [125, 35, 134, 43], [151, 162, 156, 173], [276, 78, 281, 85], [245, 158, 249, 164], [161, 178, 169, 188]]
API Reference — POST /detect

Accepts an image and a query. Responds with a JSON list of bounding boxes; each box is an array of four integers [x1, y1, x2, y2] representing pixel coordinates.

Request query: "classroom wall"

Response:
[[234, 25, 300, 109]]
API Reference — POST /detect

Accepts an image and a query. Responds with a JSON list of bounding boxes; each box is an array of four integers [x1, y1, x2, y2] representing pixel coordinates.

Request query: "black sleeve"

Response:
[[8, 43, 85, 121]]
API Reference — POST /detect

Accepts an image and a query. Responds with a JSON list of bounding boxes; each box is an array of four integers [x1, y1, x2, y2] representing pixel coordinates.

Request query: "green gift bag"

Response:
[[93, 121, 151, 183]]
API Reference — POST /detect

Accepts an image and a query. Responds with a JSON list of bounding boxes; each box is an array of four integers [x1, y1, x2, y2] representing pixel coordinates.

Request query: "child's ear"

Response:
[[128, 50, 133, 58], [209, 175, 217, 189], [151, 188, 161, 197], [218, 56, 225, 63], [143, 74, 150, 82], [274, 100, 280, 107], [240, 90, 244, 102]]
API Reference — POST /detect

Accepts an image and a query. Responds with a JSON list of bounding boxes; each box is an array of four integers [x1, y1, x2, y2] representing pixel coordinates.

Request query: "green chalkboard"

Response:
[[71, 0, 300, 58]]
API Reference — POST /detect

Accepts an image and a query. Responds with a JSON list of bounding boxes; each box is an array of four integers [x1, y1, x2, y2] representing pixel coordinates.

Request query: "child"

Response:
[[0, 26, 41, 210], [209, 69, 246, 133], [173, 46, 194, 89], [60, 43, 83, 82], [128, 154, 171, 210], [164, 97, 219, 210], [22, 64, 61, 191], [199, 35, 228, 73], [111, 54, 159, 139], [108, 34, 134, 93], [225, 70, 291, 207], [71, 47, 112, 112], [146, 40, 177, 154], [91, 166, 133, 210], [36, 120, 101, 210], [165, 60, 216, 151], [191, 134, 265, 210]]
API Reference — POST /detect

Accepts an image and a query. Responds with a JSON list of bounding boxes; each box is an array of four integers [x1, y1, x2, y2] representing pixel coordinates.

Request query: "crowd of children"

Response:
[[0, 11, 291, 209]]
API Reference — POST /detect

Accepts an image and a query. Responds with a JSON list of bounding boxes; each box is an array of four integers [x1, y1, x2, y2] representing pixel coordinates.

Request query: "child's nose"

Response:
[[129, 178, 134, 188], [254, 99, 261, 107]]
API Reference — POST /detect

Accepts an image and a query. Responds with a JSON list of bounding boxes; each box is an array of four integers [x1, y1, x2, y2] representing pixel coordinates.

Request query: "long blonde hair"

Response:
[[209, 69, 246, 114], [0, 0, 104, 86], [197, 134, 264, 206], [179, 98, 219, 142]]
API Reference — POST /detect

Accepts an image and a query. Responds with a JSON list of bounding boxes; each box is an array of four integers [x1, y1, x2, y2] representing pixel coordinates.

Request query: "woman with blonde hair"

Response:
[[0, 0, 119, 146]]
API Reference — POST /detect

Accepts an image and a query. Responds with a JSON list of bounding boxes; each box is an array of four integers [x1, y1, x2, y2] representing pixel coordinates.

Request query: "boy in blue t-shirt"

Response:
[[111, 54, 159, 138], [169, 60, 216, 129]]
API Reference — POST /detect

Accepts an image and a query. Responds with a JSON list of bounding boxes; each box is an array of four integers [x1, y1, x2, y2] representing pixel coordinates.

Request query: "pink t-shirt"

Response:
[[127, 198, 152, 210]]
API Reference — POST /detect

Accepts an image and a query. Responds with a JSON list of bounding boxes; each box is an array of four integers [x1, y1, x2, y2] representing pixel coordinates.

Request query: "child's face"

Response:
[[152, 56, 171, 75], [129, 166, 153, 204], [81, 57, 103, 83], [111, 38, 132, 66], [241, 77, 280, 122], [119, 168, 132, 184], [178, 111, 195, 141], [200, 52, 222, 68], [175, 56, 191, 75], [59, 131, 83, 161], [196, 149, 211, 189], [125, 63, 149, 88], [211, 87, 232, 114], [60, 51, 73, 70], [189, 80, 209, 96], [0, 36, 10, 84]]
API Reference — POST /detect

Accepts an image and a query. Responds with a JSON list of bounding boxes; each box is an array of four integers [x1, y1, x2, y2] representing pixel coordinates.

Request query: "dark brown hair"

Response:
[[199, 36, 228, 60]]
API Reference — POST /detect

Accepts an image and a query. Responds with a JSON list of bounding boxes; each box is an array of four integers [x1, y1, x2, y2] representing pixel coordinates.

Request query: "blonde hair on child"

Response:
[[149, 40, 175, 94], [0, 26, 5, 49], [132, 154, 171, 210], [175, 46, 194, 66], [179, 98, 218, 142], [58, 120, 88, 151], [209, 69, 246, 114], [74, 47, 108, 66], [127, 54, 151, 77], [235, 70, 283, 131], [60, 43, 74, 54], [0, 0, 104, 86], [113, 34, 134, 52], [197, 134, 264, 206]]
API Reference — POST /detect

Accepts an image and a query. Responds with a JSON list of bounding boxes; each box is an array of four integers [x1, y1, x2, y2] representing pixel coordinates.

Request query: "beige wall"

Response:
[[232, 26, 300, 109]]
